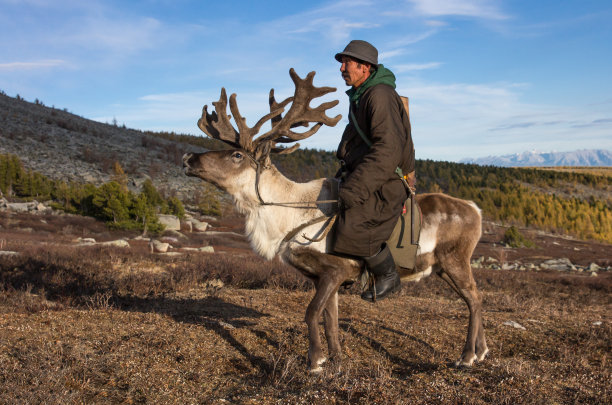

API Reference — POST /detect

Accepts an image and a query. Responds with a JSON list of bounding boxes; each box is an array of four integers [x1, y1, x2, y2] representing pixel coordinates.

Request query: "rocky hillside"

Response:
[[0, 93, 206, 197]]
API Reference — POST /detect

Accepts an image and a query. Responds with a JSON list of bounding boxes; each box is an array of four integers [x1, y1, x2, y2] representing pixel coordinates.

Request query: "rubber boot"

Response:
[[361, 244, 401, 302]]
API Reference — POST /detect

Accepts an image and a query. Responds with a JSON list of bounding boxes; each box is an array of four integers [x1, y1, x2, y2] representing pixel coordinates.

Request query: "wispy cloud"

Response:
[[407, 0, 510, 20], [393, 62, 442, 73], [571, 118, 612, 128], [0, 59, 68, 70]]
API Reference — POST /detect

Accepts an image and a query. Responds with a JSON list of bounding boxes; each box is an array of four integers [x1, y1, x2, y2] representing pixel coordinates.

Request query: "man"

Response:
[[333, 40, 415, 301]]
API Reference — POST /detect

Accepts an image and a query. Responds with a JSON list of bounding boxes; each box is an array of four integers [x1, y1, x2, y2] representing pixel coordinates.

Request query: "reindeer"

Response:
[[183, 69, 488, 373]]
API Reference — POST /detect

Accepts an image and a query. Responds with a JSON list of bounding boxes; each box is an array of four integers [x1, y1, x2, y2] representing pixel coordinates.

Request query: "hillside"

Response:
[[0, 92, 206, 198], [1, 93, 611, 242]]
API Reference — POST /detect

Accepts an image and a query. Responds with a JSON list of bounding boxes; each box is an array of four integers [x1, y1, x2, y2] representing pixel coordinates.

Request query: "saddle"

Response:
[[328, 176, 421, 271]]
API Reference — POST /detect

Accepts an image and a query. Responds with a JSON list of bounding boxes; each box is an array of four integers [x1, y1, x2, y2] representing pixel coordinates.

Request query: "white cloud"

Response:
[[394, 79, 612, 160], [393, 62, 442, 73], [407, 0, 509, 20], [0, 59, 68, 70]]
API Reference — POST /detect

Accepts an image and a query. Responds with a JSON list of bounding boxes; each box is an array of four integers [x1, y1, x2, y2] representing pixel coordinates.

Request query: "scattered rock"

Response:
[[5, 200, 48, 213], [503, 321, 526, 330], [158, 214, 180, 231], [149, 239, 170, 253], [190, 218, 209, 232], [540, 258, 574, 271], [99, 239, 130, 248], [471, 256, 485, 268], [75, 237, 96, 245], [593, 321, 602, 326], [182, 246, 215, 253], [590, 272, 598, 277], [588, 263, 601, 272]]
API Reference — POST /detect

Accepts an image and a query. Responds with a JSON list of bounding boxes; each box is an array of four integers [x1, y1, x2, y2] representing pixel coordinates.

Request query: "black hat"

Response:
[[335, 40, 378, 66]]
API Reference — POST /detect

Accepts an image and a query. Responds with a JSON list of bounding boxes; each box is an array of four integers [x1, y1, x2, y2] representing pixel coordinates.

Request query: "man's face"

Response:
[[339, 56, 371, 88]]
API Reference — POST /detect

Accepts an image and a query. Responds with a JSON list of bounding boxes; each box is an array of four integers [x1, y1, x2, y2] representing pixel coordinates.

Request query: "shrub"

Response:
[[503, 226, 535, 248]]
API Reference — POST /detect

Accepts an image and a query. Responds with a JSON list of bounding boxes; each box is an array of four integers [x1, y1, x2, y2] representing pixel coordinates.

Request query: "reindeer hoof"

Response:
[[476, 347, 489, 362], [454, 353, 477, 368], [308, 357, 327, 374]]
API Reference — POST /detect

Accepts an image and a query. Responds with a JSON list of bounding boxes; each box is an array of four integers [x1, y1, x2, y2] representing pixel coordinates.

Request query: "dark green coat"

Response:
[[332, 79, 414, 257]]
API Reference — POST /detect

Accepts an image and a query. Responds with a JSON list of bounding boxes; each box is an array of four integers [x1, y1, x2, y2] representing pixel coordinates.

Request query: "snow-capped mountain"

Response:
[[460, 149, 612, 167]]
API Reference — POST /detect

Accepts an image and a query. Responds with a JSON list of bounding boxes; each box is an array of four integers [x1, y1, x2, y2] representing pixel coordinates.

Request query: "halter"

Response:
[[243, 152, 338, 243], [246, 152, 338, 208]]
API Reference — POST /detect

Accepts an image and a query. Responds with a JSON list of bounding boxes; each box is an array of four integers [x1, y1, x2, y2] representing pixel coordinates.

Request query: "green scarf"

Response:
[[346, 64, 396, 107]]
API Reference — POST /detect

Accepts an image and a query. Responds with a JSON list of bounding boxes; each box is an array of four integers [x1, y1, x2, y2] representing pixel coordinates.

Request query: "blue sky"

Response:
[[1, 0, 611, 162]]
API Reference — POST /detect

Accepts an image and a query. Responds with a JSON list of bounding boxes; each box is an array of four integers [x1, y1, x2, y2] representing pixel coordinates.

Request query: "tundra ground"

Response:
[[0, 211, 610, 404]]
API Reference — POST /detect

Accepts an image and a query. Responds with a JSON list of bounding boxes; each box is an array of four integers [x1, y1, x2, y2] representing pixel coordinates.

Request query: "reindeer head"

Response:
[[184, 69, 342, 197]]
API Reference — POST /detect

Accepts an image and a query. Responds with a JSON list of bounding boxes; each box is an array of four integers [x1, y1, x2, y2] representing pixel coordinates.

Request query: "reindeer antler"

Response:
[[197, 69, 341, 156]]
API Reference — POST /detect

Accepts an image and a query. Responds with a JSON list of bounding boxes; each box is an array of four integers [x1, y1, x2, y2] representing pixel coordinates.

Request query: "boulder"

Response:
[[163, 230, 189, 241], [149, 239, 170, 253], [588, 263, 601, 272], [7, 201, 38, 212], [190, 219, 209, 232], [158, 214, 180, 231], [99, 239, 130, 248], [540, 258, 574, 271]]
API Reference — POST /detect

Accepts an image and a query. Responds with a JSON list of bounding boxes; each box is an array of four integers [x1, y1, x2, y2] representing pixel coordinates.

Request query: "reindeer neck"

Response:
[[238, 165, 326, 260]]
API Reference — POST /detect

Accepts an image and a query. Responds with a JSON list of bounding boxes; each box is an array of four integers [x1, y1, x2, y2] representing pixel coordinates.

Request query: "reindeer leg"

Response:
[[322, 291, 341, 360], [438, 258, 487, 367], [306, 276, 342, 373], [287, 247, 359, 373]]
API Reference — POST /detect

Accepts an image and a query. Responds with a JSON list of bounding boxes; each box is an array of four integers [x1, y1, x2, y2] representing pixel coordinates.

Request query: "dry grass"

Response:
[[0, 212, 610, 404]]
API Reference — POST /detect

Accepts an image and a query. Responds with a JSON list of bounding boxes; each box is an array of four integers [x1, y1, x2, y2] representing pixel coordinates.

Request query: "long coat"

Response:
[[332, 83, 414, 257]]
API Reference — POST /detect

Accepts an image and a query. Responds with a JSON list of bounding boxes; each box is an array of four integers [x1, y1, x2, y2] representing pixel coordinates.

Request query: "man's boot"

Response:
[[361, 244, 401, 302]]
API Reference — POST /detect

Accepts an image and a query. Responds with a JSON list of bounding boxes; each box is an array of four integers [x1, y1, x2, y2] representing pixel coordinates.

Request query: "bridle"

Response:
[[246, 152, 339, 208], [243, 152, 338, 243]]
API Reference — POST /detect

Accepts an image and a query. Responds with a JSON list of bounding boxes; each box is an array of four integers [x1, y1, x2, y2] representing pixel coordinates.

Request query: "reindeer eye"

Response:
[[232, 151, 243, 160]]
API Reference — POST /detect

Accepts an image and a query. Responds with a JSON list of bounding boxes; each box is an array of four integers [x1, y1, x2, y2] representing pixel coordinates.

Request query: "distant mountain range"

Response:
[[460, 149, 612, 167]]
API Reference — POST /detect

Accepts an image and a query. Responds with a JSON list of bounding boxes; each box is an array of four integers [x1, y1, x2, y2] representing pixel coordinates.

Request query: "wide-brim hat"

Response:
[[335, 40, 378, 66]]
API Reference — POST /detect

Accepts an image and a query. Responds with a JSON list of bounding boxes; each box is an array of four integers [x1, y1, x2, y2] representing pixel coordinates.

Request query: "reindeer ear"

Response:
[[254, 141, 272, 168]]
